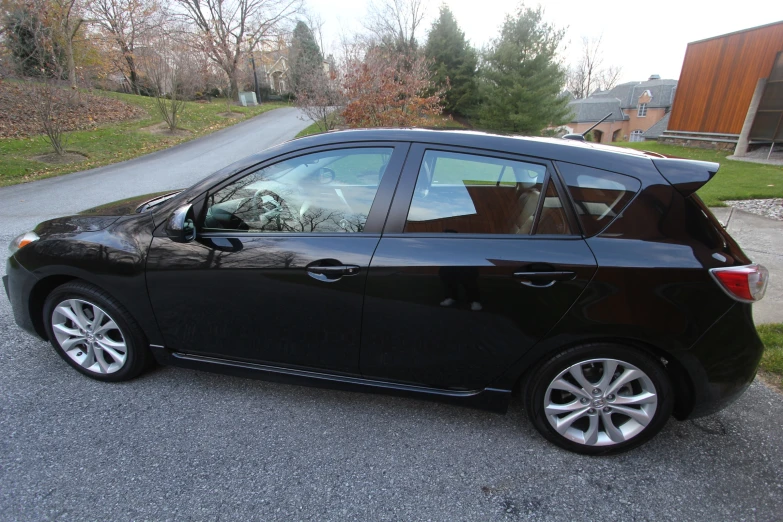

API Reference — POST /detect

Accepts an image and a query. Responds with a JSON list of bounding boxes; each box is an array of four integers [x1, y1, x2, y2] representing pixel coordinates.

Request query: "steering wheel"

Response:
[[317, 167, 336, 184], [251, 189, 292, 226]]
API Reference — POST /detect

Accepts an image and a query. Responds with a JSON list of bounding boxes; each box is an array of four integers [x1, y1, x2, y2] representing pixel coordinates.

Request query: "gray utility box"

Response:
[[239, 92, 258, 106]]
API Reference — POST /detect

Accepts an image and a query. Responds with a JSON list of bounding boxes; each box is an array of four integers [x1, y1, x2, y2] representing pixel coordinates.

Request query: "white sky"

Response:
[[306, 0, 783, 83]]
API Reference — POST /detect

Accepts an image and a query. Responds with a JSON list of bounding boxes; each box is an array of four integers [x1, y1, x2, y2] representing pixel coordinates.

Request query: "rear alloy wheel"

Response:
[[44, 281, 150, 382], [525, 344, 673, 455]]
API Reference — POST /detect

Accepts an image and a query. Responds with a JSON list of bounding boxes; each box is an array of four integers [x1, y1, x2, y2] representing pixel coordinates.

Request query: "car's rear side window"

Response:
[[556, 162, 641, 236], [404, 150, 572, 235]]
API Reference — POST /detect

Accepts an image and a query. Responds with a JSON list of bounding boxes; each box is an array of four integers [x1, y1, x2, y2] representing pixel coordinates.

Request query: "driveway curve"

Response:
[[0, 107, 310, 236]]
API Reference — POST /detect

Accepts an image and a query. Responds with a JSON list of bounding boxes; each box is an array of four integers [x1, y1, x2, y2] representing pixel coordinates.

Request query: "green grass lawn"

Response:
[[295, 120, 329, 138], [758, 323, 783, 391], [615, 142, 783, 207], [0, 91, 289, 187]]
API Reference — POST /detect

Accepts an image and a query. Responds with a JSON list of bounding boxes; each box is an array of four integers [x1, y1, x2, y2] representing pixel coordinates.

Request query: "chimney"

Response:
[[649, 74, 661, 80]]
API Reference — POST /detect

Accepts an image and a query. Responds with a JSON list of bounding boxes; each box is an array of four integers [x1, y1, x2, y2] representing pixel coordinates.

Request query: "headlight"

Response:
[[9, 232, 40, 255]]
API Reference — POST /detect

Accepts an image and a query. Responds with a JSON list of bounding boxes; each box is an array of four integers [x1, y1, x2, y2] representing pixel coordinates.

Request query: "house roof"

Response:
[[591, 78, 677, 109], [642, 112, 671, 139], [567, 97, 626, 123]]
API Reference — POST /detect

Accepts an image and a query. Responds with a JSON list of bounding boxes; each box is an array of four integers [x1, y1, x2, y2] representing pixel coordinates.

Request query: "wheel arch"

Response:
[[507, 336, 695, 420], [26, 266, 164, 347], [28, 274, 78, 340]]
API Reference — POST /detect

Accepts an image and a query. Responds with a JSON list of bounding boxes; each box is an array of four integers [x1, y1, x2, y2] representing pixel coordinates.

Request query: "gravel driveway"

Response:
[[1, 114, 782, 520]]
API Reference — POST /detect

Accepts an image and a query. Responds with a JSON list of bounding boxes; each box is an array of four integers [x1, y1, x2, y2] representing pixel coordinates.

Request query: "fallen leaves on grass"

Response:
[[0, 82, 147, 139]]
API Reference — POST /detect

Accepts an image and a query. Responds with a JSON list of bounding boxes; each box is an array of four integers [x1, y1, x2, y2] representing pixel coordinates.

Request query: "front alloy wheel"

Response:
[[44, 281, 150, 381], [525, 344, 673, 455], [51, 299, 128, 374]]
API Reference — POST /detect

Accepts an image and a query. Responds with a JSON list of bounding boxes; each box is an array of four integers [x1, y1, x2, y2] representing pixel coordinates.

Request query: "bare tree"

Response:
[[142, 35, 197, 131], [597, 64, 622, 92], [566, 35, 601, 98], [175, 0, 302, 100], [295, 64, 344, 132], [566, 35, 622, 98], [15, 9, 74, 155], [363, 0, 426, 54], [49, 0, 85, 87], [30, 79, 74, 154], [90, 0, 163, 94]]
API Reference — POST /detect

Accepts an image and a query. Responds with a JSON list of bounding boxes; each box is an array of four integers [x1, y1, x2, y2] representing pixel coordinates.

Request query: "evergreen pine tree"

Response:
[[290, 21, 323, 92], [424, 6, 477, 116], [475, 5, 570, 134]]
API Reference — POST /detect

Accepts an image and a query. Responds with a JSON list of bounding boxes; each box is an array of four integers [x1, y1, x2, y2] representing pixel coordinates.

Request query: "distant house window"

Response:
[[638, 103, 648, 117], [629, 130, 644, 142]]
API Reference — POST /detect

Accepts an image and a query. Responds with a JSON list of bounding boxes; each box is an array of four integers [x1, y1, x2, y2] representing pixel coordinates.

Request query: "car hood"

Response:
[[79, 191, 183, 216], [33, 191, 183, 236]]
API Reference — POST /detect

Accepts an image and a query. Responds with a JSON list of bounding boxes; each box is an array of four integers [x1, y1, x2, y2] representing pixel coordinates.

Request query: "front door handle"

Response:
[[513, 271, 576, 287], [306, 264, 360, 282]]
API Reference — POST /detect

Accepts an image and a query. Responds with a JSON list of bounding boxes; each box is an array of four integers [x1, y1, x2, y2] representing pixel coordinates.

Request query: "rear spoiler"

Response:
[[652, 158, 719, 197]]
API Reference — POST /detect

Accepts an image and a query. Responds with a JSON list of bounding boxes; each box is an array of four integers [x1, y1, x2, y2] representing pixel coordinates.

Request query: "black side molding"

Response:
[[147, 345, 513, 413], [652, 158, 720, 197]]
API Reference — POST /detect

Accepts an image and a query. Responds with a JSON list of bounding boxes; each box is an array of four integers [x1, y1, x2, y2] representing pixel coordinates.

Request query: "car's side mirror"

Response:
[[166, 204, 196, 243]]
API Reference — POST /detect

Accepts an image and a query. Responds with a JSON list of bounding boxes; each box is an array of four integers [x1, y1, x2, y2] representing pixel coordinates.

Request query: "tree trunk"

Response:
[[64, 19, 82, 88], [123, 46, 140, 95], [129, 68, 140, 95], [65, 36, 76, 87], [128, 62, 140, 95], [230, 76, 239, 102]]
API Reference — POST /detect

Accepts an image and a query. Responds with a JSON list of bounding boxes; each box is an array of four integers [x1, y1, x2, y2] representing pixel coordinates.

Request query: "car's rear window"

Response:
[[556, 162, 641, 236]]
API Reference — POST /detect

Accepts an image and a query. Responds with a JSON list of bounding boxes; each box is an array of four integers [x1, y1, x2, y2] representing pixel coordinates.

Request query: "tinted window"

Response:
[[404, 151, 550, 235], [557, 162, 641, 236], [204, 148, 392, 233]]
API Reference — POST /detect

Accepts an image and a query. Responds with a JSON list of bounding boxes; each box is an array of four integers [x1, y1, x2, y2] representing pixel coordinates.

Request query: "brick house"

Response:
[[564, 76, 677, 143]]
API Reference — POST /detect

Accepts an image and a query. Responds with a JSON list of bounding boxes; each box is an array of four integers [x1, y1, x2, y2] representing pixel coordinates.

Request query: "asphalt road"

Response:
[[0, 107, 310, 236], [1, 112, 783, 521]]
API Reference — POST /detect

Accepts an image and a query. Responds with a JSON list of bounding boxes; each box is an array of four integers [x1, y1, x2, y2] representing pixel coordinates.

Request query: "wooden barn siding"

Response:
[[668, 23, 783, 134]]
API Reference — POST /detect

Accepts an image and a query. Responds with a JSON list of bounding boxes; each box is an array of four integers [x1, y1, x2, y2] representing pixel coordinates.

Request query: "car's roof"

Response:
[[182, 128, 666, 205], [287, 128, 663, 180]]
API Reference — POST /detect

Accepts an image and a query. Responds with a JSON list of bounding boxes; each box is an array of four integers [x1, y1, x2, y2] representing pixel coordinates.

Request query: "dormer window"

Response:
[[638, 103, 648, 117]]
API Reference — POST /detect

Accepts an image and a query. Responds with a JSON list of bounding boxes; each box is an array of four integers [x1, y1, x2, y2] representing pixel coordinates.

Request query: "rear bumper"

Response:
[[5, 256, 41, 339], [683, 302, 763, 418]]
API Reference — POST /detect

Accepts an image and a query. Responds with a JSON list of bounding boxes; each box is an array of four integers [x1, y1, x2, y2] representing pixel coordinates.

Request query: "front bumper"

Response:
[[5, 256, 41, 338]]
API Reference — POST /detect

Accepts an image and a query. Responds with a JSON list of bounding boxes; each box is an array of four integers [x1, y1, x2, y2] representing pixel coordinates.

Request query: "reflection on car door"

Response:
[[146, 143, 409, 374], [361, 144, 598, 390]]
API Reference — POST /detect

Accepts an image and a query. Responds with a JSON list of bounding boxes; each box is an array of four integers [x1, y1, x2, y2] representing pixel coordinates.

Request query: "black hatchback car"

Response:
[[4, 129, 769, 454]]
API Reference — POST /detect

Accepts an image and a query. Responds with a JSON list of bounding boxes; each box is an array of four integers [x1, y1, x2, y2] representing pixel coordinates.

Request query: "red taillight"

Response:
[[710, 264, 769, 303]]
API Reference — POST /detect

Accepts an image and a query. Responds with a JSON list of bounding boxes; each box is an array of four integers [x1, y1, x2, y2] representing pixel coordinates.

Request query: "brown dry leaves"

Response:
[[0, 82, 148, 139]]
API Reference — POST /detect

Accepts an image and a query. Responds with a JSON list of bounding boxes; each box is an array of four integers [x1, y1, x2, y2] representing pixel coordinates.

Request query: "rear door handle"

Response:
[[513, 271, 576, 287], [306, 264, 360, 282]]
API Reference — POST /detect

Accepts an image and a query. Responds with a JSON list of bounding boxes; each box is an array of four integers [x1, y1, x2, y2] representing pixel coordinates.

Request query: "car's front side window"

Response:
[[203, 147, 392, 233], [404, 150, 571, 235]]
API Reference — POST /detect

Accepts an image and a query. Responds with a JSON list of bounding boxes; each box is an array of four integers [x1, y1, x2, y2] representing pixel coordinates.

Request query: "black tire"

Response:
[[43, 280, 151, 382], [524, 343, 673, 455]]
